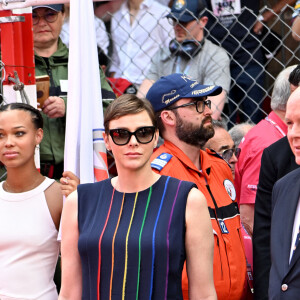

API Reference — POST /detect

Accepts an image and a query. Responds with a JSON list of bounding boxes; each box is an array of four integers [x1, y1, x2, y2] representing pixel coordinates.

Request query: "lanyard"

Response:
[[265, 116, 286, 137], [175, 56, 190, 74]]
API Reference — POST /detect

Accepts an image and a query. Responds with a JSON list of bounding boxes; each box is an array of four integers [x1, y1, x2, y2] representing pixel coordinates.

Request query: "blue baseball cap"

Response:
[[167, 0, 206, 23], [146, 73, 222, 112], [33, 4, 63, 12]]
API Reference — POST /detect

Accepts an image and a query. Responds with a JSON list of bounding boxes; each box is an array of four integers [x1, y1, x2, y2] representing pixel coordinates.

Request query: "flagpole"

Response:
[[0, 0, 111, 11], [65, 0, 108, 183]]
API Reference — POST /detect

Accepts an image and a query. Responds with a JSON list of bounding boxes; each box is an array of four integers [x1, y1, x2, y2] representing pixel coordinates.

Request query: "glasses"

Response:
[[32, 11, 59, 25], [218, 147, 241, 162], [109, 126, 156, 146], [167, 99, 211, 114]]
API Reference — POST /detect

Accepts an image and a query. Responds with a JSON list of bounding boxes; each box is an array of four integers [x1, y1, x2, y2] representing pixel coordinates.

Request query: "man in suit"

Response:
[[268, 87, 300, 299], [253, 137, 299, 299], [253, 65, 300, 300]]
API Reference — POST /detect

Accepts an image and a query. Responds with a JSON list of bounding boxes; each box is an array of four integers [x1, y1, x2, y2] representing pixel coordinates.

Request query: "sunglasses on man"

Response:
[[217, 147, 241, 162]]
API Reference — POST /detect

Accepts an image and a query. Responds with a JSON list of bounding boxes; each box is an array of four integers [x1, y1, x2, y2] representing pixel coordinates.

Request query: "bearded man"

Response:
[[146, 73, 248, 300]]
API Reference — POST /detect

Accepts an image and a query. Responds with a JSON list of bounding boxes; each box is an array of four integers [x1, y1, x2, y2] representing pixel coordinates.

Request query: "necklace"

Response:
[[3, 175, 45, 193]]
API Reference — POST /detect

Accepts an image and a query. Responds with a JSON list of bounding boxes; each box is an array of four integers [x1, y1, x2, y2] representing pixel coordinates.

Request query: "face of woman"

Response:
[[33, 7, 65, 50], [0, 110, 43, 169], [104, 110, 158, 173]]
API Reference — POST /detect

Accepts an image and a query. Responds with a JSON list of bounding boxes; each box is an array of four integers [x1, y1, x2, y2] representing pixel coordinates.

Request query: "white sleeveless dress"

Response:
[[0, 177, 60, 300]]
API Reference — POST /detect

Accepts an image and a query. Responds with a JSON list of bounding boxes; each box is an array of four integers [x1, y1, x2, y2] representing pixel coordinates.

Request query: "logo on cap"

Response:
[[181, 74, 195, 83], [162, 90, 180, 106], [174, 0, 186, 10], [192, 86, 214, 95]]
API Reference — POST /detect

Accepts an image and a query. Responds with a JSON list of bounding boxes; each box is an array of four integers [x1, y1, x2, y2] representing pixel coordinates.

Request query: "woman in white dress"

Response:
[[0, 103, 63, 300]]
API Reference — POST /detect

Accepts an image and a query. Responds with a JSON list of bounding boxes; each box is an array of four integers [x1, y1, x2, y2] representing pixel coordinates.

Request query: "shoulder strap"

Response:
[[39, 177, 55, 192]]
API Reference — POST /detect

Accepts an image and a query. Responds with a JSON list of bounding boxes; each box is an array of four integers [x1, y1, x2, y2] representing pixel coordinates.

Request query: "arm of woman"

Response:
[[58, 191, 82, 300], [185, 188, 216, 300]]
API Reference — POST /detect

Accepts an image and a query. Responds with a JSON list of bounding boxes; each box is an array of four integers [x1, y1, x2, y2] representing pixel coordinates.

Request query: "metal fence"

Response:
[[1, 3, 299, 177], [101, 4, 300, 128]]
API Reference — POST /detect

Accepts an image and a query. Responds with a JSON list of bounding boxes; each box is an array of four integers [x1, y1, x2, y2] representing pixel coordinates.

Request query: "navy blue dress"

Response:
[[77, 175, 196, 300]]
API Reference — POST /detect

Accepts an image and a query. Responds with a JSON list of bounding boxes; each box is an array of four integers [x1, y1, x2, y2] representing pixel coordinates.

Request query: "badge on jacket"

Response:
[[151, 153, 173, 171], [223, 179, 236, 201]]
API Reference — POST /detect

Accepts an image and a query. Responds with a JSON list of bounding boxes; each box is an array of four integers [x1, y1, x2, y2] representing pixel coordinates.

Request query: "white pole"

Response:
[[0, 0, 110, 11]]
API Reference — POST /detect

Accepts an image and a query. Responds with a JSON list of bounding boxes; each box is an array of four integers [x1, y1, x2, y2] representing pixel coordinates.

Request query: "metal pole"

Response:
[[0, 0, 111, 11]]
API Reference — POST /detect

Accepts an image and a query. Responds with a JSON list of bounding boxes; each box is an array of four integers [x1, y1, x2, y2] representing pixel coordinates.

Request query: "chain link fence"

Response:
[[0, 3, 298, 177], [101, 3, 300, 129]]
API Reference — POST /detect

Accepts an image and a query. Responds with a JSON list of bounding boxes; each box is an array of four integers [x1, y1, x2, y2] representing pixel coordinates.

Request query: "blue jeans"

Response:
[[228, 62, 265, 126]]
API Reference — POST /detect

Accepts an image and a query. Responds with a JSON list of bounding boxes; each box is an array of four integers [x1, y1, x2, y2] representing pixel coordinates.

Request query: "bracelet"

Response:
[[257, 14, 264, 22]]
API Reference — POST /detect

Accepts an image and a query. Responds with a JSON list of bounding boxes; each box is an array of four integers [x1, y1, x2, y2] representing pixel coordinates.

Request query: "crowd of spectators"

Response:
[[2, 0, 300, 299]]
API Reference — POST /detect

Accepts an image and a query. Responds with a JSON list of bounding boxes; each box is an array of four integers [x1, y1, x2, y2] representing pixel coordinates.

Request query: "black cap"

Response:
[[167, 0, 206, 23]]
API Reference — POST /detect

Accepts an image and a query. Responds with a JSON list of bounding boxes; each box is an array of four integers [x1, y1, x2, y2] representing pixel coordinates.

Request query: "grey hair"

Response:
[[228, 122, 254, 147], [271, 65, 297, 111], [212, 119, 228, 130]]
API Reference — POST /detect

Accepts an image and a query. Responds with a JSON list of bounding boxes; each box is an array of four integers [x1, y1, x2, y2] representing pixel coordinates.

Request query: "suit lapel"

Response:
[[284, 172, 300, 273]]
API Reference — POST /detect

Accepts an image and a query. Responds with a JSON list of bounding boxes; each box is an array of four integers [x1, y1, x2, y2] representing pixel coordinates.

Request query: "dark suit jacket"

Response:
[[253, 136, 299, 300], [269, 167, 300, 299]]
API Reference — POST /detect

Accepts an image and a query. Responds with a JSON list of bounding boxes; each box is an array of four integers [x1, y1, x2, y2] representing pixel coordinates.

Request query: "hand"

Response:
[[60, 171, 80, 197], [253, 20, 263, 35], [42, 96, 66, 118], [253, 10, 274, 35]]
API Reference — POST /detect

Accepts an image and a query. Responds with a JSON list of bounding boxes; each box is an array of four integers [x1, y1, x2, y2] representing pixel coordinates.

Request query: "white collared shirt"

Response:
[[290, 196, 300, 263], [60, 15, 109, 54], [110, 0, 174, 86]]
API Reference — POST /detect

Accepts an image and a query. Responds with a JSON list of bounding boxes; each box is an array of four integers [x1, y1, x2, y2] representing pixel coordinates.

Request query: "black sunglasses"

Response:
[[167, 99, 211, 114], [109, 126, 156, 146], [218, 147, 241, 162]]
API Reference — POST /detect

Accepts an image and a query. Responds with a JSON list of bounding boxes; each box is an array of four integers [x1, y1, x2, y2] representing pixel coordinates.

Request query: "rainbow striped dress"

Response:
[[77, 175, 196, 300]]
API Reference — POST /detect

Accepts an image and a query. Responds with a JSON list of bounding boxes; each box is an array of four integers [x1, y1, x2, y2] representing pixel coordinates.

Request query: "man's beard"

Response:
[[175, 114, 214, 148]]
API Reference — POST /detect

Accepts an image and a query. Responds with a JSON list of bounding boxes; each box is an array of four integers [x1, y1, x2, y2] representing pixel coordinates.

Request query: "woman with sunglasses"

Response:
[[59, 94, 216, 300], [0, 103, 63, 299]]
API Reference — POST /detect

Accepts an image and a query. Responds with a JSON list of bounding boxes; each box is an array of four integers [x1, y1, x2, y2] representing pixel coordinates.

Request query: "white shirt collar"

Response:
[[121, 0, 154, 14]]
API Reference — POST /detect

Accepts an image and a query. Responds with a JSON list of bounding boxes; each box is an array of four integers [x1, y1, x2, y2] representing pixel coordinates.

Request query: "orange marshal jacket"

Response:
[[151, 140, 246, 300]]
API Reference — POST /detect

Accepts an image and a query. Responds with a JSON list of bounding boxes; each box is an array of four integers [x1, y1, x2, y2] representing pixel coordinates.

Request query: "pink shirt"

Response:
[[235, 111, 287, 205]]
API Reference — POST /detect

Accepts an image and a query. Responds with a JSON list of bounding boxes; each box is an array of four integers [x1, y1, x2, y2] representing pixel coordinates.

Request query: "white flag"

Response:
[[65, 0, 108, 183]]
